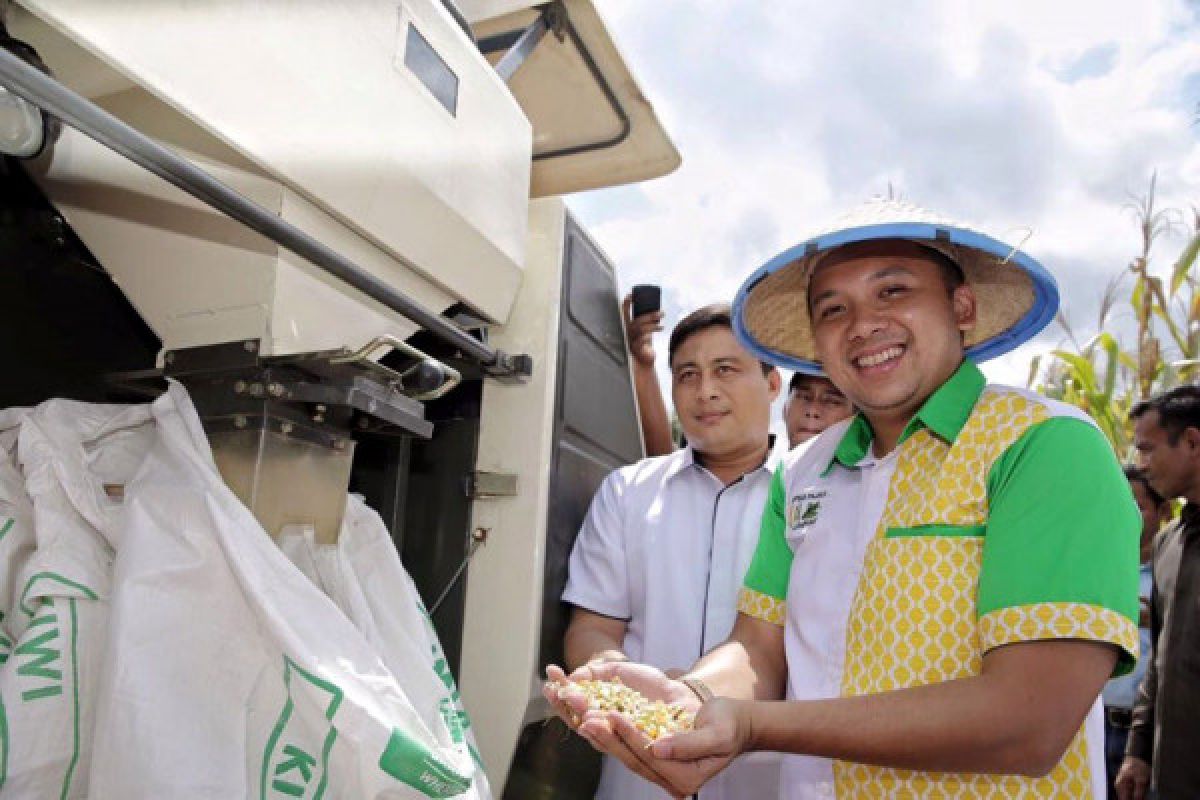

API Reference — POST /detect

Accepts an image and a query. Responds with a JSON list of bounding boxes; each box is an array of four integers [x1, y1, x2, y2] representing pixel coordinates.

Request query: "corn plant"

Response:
[[1031, 175, 1200, 457]]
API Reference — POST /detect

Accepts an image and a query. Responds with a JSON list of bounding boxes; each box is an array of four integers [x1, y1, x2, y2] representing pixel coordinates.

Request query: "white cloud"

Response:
[[568, 0, 1200, 393]]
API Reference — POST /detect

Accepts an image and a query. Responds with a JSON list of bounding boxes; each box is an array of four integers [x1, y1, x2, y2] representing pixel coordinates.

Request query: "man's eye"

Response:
[[880, 285, 909, 298], [816, 304, 844, 320]]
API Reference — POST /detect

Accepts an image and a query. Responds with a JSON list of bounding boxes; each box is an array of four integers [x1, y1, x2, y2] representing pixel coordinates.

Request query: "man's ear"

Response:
[[953, 284, 978, 333], [1185, 426, 1200, 459], [766, 367, 782, 401]]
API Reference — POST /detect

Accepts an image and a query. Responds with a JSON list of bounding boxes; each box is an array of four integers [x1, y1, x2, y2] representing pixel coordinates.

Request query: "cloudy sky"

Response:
[[566, 0, 1200, 434]]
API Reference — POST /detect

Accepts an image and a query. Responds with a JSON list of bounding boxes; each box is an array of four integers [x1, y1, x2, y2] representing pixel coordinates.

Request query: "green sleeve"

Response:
[[742, 465, 793, 600], [979, 416, 1141, 675]]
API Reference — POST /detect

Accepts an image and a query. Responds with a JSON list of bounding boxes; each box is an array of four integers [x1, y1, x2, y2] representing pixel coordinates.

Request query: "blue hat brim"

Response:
[[732, 221, 1059, 375]]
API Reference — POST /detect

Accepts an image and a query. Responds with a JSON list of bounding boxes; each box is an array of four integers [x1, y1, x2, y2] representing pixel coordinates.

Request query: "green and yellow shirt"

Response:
[[738, 360, 1140, 799]]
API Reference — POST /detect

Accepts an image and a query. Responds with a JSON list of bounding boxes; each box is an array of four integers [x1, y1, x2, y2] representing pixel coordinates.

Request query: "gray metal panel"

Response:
[[563, 231, 630, 369], [502, 210, 642, 799], [546, 212, 641, 667]]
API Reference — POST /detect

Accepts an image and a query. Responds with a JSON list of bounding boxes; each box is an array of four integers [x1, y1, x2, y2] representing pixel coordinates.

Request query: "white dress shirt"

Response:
[[563, 445, 781, 800]]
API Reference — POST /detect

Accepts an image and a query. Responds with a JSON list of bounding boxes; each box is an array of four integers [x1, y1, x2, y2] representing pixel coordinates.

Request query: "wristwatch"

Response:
[[680, 676, 715, 704]]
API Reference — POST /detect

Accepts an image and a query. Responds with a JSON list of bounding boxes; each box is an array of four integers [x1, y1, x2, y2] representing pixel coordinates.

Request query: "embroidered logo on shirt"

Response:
[[788, 490, 826, 530]]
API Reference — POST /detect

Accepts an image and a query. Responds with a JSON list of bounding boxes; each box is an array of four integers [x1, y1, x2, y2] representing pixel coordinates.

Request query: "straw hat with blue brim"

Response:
[[732, 198, 1060, 375]]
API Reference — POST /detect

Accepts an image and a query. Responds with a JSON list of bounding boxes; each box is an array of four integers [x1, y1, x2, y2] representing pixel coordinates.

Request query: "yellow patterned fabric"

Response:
[[834, 389, 1101, 798], [737, 587, 785, 626], [835, 745, 1095, 799], [841, 534, 984, 694], [980, 603, 1140, 655]]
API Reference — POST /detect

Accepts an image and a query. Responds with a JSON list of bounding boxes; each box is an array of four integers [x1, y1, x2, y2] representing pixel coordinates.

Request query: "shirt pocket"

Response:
[[878, 524, 985, 597]]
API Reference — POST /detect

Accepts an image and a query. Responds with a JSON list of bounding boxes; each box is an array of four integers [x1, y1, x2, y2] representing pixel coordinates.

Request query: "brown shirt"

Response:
[[1127, 504, 1200, 795]]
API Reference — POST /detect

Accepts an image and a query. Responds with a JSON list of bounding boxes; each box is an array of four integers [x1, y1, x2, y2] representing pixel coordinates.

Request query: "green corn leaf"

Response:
[[1050, 350, 1098, 394], [1093, 333, 1120, 402], [1170, 232, 1200, 296]]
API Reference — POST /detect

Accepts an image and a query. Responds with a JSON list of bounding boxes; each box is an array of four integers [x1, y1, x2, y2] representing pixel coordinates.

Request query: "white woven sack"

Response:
[[0, 400, 152, 799], [281, 498, 492, 800], [89, 382, 481, 799], [0, 409, 34, 651]]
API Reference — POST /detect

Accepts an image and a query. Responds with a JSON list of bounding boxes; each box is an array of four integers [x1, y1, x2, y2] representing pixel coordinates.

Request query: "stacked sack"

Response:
[[0, 383, 491, 800]]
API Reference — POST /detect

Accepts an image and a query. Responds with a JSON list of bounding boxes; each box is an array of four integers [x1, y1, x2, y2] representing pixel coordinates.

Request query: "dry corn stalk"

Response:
[[557, 677, 694, 741]]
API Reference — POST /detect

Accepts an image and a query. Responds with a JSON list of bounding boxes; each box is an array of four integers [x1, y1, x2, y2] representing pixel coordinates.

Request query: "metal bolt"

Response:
[[49, 215, 66, 247], [279, 421, 294, 435], [233, 380, 247, 394], [233, 415, 248, 429], [268, 382, 285, 398], [164, 352, 175, 365], [248, 382, 264, 397], [472, 527, 490, 543], [243, 340, 258, 353], [332, 438, 346, 451]]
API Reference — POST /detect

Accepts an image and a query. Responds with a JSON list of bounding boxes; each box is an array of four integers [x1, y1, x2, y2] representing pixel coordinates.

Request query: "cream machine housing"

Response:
[[0, 0, 678, 796]]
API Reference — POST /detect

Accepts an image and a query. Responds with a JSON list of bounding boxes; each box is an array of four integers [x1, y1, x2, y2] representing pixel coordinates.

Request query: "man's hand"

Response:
[[1114, 755, 1151, 800], [542, 661, 701, 794], [622, 293, 664, 369], [543, 661, 697, 727], [580, 696, 753, 798]]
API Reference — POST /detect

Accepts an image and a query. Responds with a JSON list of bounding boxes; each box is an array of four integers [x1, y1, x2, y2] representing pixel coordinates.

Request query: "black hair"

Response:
[[1131, 384, 1200, 445], [1123, 464, 1167, 508], [916, 244, 967, 293], [787, 371, 842, 394], [667, 303, 772, 374]]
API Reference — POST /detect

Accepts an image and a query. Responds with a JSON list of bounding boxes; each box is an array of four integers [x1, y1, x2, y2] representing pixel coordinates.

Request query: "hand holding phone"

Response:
[[623, 285, 664, 368]]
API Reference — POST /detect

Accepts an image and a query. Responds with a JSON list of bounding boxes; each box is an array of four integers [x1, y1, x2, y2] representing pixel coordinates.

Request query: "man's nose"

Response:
[[697, 372, 721, 399], [846, 306, 887, 342], [803, 402, 821, 419]]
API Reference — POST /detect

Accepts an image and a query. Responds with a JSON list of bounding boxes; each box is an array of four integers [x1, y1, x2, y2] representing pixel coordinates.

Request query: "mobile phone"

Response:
[[631, 284, 662, 317]]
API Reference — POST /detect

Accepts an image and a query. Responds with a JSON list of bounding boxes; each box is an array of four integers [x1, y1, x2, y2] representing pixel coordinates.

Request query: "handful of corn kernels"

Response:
[[557, 677, 694, 740]]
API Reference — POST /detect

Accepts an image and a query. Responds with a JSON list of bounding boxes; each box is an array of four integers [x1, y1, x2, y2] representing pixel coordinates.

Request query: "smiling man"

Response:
[[548, 199, 1141, 799], [560, 303, 782, 800], [782, 373, 853, 448]]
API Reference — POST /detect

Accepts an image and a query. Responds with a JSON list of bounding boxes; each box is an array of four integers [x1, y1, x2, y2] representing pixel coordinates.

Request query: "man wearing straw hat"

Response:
[[546, 198, 1140, 799]]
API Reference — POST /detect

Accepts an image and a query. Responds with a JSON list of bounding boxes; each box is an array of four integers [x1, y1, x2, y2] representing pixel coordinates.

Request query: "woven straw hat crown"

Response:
[[732, 198, 1059, 374]]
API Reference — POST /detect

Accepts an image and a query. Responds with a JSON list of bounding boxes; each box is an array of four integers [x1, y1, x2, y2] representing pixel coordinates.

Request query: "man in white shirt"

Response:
[[560, 303, 782, 800]]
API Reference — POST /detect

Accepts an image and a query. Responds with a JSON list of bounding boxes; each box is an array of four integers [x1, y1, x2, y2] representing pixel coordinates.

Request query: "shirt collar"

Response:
[[666, 438, 777, 483], [825, 359, 986, 473], [1180, 502, 1200, 532], [663, 446, 698, 481]]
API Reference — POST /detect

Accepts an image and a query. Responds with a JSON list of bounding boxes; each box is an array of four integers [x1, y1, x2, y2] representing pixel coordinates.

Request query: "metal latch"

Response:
[[467, 471, 518, 499]]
